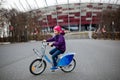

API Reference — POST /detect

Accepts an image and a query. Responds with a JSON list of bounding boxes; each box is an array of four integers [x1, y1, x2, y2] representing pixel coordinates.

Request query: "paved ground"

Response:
[[0, 39, 120, 80]]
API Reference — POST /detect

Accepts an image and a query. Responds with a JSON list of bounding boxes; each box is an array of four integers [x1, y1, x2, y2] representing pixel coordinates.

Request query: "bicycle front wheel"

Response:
[[60, 58, 76, 73], [29, 59, 46, 75]]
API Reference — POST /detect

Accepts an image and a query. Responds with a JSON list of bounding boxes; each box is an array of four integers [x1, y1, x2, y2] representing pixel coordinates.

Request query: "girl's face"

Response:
[[54, 30, 59, 35]]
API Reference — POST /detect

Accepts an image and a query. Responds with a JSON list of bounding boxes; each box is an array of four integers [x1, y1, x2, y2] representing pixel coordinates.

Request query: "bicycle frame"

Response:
[[33, 42, 53, 65]]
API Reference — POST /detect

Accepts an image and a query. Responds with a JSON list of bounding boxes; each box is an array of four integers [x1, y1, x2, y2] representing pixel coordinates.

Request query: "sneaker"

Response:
[[50, 66, 58, 72]]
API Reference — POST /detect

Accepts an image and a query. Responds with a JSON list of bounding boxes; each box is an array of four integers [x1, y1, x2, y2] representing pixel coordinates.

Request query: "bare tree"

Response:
[[102, 7, 120, 32], [1, 7, 43, 42]]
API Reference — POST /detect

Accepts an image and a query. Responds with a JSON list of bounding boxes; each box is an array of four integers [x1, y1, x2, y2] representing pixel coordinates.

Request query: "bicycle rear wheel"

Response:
[[60, 58, 76, 73], [29, 59, 46, 75]]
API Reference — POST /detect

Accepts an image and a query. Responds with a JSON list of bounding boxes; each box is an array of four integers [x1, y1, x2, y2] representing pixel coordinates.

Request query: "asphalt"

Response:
[[0, 39, 120, 80]]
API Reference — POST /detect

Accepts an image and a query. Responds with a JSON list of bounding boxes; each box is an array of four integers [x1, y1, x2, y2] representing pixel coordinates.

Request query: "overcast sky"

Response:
[[1, 0, 120, 11]]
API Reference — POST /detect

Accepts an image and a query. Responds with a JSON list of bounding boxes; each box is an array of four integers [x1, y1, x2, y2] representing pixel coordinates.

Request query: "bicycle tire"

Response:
[[29, 59, 46, 75], [60, 58, 76, 73]]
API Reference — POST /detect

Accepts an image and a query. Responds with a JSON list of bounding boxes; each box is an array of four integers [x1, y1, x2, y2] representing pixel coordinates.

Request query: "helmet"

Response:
[[53, 25, 61, 32]]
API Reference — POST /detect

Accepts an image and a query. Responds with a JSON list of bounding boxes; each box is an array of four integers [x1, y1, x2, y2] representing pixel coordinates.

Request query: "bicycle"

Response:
[[29, 41, 76, 75]]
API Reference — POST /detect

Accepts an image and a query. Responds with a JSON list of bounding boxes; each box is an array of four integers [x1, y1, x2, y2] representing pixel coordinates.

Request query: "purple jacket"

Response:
[[46, 34, 66, 52]]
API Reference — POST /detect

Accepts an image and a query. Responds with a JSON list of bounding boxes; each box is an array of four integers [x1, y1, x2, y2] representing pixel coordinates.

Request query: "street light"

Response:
[[44, 0, 50, 32], [67, 0, 70, 31], [88, 0, 93, 39], [55, 0, 59, 25], [24, 25, 28, 41], [79, 0, 81, 31], [112, 21, 115, 40], [112, 21, 114, 25]]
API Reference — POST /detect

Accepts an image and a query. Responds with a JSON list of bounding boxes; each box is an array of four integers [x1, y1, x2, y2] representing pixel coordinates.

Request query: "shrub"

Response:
[[92, 32, 120, 40]]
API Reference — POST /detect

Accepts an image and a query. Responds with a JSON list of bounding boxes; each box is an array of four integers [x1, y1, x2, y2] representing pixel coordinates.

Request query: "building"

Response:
[[32, 3, 119, 31]]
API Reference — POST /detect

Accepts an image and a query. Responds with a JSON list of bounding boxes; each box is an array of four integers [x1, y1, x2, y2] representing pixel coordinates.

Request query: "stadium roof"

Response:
[[1, 0, 120, 12]]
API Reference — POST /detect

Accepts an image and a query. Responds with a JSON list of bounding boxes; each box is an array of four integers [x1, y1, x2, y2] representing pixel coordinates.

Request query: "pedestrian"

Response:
[[44, 25, 66, 71], [102, 25, 107, 39], [33, 28, 38, 40], [95, 26, 101, 39]]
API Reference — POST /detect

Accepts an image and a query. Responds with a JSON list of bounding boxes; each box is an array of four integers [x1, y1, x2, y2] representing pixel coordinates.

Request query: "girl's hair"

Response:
[[60, 30, 65, 35]]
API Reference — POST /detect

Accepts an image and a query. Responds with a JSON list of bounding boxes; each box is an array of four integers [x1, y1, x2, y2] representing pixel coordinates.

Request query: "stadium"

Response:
[[32, 2, 120, 31]]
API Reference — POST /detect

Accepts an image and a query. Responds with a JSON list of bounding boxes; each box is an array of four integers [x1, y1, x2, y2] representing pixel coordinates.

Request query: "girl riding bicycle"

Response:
[[44, 25, 66, 71]]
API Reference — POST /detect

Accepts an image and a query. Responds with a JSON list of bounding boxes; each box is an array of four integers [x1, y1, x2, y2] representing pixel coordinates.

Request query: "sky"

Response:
[[1, 0, 120, 12]]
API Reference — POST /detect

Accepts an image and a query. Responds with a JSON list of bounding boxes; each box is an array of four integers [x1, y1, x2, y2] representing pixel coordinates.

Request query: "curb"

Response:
[[29, 40, 37, 42], [0, 42, 11, 45]]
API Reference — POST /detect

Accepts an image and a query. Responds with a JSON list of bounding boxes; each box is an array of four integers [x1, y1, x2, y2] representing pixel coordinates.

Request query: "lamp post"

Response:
[[88, 0, 93, 39], [79, 0, 81, 31], [24, 25, 28, 41], [89, 0, 93, 32], [112, 21, 115, 40], [45, 0, 49, 32], [67, 0, 70, 31], [55, 0, 59, 26]]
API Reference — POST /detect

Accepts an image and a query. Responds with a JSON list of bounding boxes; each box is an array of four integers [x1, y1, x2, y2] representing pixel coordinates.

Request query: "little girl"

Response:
[[45, 25, 66, 71]]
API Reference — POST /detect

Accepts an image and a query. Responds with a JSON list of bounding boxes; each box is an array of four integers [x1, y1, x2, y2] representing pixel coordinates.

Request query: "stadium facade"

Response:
[[34, 3, 119, 31]]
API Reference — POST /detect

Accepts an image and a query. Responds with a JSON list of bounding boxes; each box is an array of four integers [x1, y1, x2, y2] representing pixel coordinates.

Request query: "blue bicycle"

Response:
[[29, 41, 76, 75]]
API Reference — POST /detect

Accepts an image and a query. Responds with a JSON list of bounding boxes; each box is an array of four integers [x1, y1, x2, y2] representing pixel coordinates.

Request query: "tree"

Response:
[[114, 7, 120, 32], [0, 6, 43, 41], [6, 9, 28, 41], [102, 7, 120, 32]]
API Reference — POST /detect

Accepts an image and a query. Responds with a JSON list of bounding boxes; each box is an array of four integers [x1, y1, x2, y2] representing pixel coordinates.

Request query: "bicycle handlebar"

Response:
[[42, 41, 48, 46], [42, 41, 53, 47]]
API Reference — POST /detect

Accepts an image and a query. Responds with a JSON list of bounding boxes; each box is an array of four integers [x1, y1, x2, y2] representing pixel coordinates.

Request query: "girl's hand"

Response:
[[49, 43, 53, 46], [43, 39, 46, 42], [48, 43, 53, 47]]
